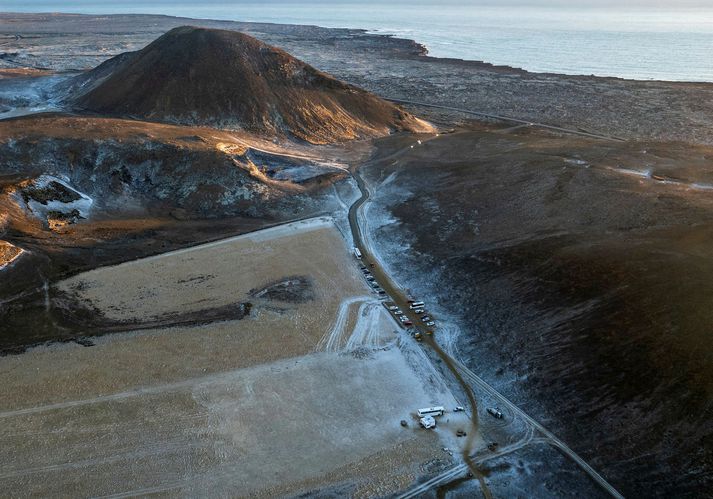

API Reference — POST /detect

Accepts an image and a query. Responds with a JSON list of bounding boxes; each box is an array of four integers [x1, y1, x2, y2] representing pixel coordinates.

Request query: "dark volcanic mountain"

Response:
[[68, 26, 433, 143]]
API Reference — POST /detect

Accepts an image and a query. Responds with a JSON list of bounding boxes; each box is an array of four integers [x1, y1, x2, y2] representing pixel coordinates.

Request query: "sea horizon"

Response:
[[3, 1, 713, 82]]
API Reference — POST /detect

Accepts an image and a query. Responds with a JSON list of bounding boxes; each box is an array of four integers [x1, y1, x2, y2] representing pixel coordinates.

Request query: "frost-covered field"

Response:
[[0, 74, 69, 119], [0, 217, 473, 497]]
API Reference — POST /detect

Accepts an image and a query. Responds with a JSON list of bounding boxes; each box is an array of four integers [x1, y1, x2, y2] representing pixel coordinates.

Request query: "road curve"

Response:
[[385, 98, 627, 142], [455, 359, 625, 499]]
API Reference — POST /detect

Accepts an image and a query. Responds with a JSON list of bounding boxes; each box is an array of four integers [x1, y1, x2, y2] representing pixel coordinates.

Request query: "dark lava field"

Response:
[[364, 127, 713, 496]]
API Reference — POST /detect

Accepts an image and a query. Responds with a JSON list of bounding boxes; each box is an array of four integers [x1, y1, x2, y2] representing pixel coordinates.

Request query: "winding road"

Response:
[[346, 136, 625, 499], [385, 98, 627, 142]]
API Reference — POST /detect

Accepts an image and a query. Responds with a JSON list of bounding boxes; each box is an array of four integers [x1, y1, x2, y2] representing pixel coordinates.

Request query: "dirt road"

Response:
[[347, 136, 624, 498]]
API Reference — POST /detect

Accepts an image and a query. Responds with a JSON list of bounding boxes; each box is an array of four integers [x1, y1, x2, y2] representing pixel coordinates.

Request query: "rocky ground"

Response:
[[3, 13, 713, 145], [361, 126, 713, 497], [1, 11, 712, 498], [0, 114, 362, 351]]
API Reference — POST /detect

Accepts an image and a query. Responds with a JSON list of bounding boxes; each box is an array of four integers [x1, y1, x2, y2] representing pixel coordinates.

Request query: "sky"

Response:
[[4, 0, 713, 7]]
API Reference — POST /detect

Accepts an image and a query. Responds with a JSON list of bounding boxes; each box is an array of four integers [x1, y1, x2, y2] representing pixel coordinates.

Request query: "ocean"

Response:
[[3, 1, 713, 82]]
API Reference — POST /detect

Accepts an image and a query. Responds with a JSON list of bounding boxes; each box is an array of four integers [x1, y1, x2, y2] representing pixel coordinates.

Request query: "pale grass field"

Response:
[[0, 218, 466, 497]]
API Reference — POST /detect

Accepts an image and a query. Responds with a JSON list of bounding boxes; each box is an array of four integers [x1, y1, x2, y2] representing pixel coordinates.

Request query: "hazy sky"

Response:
[[384, 0, 713, 5], [4, 0, 713, 10]]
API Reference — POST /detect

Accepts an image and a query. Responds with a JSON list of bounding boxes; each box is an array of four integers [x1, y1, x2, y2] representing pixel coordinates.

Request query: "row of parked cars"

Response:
[[387, 305, 413, 326], [385, 300, 437, 335], [354, 250, 437, 333], [359, 263, 386, 297]]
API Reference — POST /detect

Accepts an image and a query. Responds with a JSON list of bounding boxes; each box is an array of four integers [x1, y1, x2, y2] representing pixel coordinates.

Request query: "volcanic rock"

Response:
[[69, 26, 433, 143]]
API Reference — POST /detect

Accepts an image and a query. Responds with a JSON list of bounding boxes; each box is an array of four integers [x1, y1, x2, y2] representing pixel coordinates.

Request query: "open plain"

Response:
[[0, 218, 473, 497]]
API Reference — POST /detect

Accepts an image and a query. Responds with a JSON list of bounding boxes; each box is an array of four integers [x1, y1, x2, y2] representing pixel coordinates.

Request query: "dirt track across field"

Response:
[[0, 217, 470, 497]]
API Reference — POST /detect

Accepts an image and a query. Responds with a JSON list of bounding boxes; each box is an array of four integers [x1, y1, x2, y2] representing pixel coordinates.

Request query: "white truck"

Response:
[[419, 415, 436, 429]]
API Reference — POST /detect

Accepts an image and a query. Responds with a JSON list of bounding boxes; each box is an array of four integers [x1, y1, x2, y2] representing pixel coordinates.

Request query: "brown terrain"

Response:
[[0, 12, 712, 498], [67, 26, 433, 143], [0, 112, 369, 350]]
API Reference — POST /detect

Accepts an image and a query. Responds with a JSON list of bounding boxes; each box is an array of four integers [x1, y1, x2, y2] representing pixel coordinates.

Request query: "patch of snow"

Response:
[[613, 166, 651, 178], [317, 295, 374, 353], [24, 174, 94, 220], [564, 158, 589, 167]]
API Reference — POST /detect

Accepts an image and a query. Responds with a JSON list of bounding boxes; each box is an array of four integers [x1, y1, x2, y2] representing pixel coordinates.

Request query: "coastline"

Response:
[[3, 11, 713, 87]]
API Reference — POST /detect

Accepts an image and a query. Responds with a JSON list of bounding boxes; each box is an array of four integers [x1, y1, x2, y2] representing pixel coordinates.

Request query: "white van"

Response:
[[353, 247, 362, 259]]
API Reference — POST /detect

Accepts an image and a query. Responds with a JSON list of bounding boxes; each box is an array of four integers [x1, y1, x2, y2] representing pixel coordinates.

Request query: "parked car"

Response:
[[388, 305, 398, 311], [454, 406, 465, 412], [425, 321, 435, 327], [421, 316, 431, 322]]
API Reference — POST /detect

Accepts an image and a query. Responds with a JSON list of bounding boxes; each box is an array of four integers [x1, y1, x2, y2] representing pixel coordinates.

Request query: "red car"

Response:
[[404, 320, 413, 326]]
